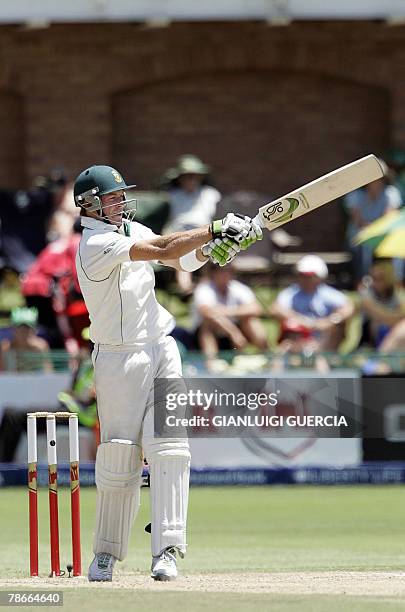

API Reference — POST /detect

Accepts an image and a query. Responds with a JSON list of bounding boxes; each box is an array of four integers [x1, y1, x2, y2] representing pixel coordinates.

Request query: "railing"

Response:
[[2, 349, 405, 374], [0, 350, 78, 373], [182, 350, 405, 375]]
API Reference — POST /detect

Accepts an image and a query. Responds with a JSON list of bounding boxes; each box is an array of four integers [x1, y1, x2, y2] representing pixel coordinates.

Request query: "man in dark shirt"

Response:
[[0, 187, 54, 273]]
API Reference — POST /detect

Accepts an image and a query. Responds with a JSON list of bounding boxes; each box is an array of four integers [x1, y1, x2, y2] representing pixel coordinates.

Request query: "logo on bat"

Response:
[[263, 202, 285, 218], [263, 198, 300, 224]]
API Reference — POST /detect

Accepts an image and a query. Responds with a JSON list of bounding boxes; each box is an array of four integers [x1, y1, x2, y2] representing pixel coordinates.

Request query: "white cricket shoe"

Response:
[[88, 552, 116, 582], [151, 547, 178, 581]]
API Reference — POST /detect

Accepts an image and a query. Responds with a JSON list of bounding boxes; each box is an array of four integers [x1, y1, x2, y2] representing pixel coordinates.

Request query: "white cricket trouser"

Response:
[[92, 335, 190, 558]]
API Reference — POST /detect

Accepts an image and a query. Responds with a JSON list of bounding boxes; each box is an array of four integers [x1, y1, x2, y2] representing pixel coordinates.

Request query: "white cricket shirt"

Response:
[[76, 217, 174, 345]]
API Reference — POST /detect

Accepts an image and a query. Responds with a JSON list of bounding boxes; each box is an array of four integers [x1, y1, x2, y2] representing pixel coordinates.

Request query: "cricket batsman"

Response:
[[73, 165, 262, 581]]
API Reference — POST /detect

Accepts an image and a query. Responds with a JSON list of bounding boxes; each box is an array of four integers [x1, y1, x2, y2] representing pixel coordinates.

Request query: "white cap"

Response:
[[296, 255, 328, 279]]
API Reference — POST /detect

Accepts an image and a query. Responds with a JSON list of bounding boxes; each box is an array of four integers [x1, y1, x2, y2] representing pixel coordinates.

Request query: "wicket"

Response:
[[27, 411, 81, 577]]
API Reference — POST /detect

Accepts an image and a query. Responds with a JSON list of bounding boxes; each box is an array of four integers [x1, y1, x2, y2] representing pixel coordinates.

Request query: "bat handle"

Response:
[[252, 213, 264, 229]]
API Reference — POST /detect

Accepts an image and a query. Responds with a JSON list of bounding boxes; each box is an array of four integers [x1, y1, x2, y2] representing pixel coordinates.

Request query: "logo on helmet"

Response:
[[112, 169, 122, 183]]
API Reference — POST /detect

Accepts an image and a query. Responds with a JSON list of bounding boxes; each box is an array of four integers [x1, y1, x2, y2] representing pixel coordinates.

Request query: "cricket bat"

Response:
[[254, 154, 385, 230]]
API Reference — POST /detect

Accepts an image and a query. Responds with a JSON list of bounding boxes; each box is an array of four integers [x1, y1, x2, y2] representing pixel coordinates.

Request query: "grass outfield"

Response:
[[1, 486, 405, 610]]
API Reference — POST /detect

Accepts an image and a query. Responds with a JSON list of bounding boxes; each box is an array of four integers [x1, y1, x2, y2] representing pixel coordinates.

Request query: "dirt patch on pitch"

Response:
[[2, 571, 405, 596]]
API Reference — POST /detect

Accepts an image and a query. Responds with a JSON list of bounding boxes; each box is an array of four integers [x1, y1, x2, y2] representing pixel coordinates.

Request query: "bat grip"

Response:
[[252, 213, 264, 229]]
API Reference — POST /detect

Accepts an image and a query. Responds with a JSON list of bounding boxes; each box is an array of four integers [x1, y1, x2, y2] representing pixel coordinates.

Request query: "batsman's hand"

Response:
[[211, 213, 263, 249], [238, 217, 263, 250], [202, 237, 240, 267], [211, 213, 251, 242]]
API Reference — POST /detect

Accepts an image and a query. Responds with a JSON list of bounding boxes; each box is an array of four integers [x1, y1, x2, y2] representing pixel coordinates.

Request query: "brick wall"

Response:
[[0, 21, 404, 249]]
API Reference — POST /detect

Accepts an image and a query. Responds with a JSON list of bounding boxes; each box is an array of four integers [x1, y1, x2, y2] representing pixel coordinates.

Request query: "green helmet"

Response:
[[74, 165, 137, 222]]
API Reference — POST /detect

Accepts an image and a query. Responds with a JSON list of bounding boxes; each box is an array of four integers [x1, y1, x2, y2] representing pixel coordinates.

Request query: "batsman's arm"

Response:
[[129, 226, 211, 262], [129, 213, 251, 262], [159, 249, 207, 271]]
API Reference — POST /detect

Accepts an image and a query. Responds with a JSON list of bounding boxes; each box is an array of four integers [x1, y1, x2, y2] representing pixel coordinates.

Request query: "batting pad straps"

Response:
[[178, 249, 207, 272], [94, 440, 142, 561], [146, 441, 191, 557]]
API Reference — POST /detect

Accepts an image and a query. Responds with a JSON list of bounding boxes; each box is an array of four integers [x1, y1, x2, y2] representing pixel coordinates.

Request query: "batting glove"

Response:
[[210, 213, 251, 242], [238, 218, 263, 250], [202, 237, 240, 267]]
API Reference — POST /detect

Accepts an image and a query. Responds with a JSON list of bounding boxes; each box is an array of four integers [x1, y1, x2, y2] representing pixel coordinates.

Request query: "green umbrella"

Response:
[[352, 209, 405, 251]]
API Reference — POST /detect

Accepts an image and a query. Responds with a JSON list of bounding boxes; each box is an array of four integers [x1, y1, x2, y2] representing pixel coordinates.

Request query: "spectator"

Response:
[[21, 221, 89, 350], [190, 263, 268, 363], [0, 170, 68, 274], [163, 155, 221, 294], [47, 180, 76, 241], [0, 266, 25, 338], [385, 148, 405, 203], [378, 319, 405, 353], [358, 261, 405, 348], [0, 307, 52, 372], [269, 255, 354, 352], [57, 354, 99, 457], [344, 163, 402, 282]]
